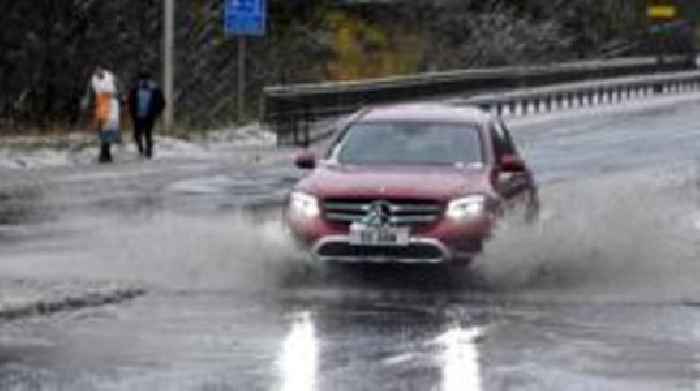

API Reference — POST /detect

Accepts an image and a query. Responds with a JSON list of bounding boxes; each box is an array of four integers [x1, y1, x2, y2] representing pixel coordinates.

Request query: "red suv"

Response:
[[285, 103, 538, 266]]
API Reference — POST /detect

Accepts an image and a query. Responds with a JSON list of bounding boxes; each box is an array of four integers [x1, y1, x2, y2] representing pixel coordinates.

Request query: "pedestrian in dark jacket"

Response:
[[127, 71, 165, 159]]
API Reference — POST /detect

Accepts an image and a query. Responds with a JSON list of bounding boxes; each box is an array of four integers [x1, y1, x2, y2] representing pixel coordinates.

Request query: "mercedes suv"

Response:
[[285, 103, 539, 266]]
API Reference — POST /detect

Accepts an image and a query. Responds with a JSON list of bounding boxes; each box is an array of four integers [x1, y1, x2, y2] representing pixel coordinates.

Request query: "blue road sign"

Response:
[[225, 0, 266, 36]]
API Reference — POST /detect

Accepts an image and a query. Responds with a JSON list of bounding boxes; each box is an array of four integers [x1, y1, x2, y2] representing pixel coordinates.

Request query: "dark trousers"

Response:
[[99, 143, 112, 163], [96, 120, 112, 163], [133, 118, 155, 158]]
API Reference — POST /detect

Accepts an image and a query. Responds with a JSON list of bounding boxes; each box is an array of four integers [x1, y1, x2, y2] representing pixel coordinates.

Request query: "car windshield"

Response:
[[334, 122, 483, 165]]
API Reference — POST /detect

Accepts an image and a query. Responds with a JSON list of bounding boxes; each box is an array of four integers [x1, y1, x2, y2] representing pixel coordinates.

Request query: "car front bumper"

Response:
[[288, 212, 492, 265], [310, 234, 482, 265]]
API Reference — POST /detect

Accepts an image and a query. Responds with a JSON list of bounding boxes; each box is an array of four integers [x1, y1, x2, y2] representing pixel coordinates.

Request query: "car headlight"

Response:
[[289, 191, 320, 219], [446, 195, 486, 221]]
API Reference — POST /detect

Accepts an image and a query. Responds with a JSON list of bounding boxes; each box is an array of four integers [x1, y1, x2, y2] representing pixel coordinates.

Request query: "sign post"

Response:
[[163, 0, 174, 132], [225, 0, 267, 123], [238, 36, 246, 124]]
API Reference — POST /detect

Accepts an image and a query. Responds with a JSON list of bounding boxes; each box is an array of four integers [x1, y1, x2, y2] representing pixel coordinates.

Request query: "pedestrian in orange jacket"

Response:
[[83, 66, 122, 163]]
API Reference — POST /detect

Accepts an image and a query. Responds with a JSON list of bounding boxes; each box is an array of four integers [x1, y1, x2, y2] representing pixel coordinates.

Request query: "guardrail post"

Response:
[[279, 99, 291, 145], [508, 101, 516, 115], [303, 104, 311, 148], [545, 96, 553, 112], [291, 112, 297, 145]]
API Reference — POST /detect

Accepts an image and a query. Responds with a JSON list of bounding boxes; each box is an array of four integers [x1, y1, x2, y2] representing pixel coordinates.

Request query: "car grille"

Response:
[[317, 242, 444, 261], [323, 199, 443, 226]]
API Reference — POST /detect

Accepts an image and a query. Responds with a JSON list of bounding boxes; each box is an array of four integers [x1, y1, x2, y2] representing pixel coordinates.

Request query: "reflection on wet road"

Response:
[[280, 312, 318, 391], [0, 96, 699, 390], [4, 287, 700, 390], [439, 326, 482, 391]]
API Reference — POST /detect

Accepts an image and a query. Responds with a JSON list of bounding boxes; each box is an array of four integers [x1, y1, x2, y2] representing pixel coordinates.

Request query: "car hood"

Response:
[[296, 163, 491, 201]]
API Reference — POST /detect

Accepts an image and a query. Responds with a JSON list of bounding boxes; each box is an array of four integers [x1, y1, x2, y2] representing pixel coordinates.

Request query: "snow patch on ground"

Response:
[[167, 175, 234, 194], [0, 149, 73, 170], [0, 123, 276, 170], [206, 122, 277, 146], [154, 136, 210, 159]]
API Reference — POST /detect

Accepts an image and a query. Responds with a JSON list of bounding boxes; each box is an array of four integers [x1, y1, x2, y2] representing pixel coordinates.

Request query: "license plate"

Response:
[[349, 224, 409, 246]]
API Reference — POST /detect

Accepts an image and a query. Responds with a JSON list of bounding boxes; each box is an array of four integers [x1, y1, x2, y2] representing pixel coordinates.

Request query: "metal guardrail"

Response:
[[262, 55, 696, 146], [464, 69, 700, 116]]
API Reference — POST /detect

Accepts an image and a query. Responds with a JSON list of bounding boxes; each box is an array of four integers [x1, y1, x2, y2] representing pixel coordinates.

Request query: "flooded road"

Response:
[[0, 96, 699, 390]]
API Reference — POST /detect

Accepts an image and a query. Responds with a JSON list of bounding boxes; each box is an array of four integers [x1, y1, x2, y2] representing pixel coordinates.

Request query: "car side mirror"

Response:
[[294, 151, 316, 170], [500, 154, 526, 172]]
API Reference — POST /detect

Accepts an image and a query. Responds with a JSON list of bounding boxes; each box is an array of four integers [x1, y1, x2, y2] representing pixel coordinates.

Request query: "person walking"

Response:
[[128, 71, 165, 159], [83, 66, 122, 163]]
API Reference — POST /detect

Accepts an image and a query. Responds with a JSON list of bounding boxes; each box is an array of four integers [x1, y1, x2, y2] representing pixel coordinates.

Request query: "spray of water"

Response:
[[0, 210, 307, 292], [1, 163, 696, 302], [474, 166, 699, 303]]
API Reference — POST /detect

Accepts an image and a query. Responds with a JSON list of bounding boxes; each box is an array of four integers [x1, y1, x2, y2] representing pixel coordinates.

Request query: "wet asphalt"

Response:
[[0, 96, 700, 390]]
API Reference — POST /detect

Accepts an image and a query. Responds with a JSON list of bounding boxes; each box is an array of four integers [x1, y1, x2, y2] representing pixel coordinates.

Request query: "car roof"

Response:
[[357, 103, 493, 124]]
